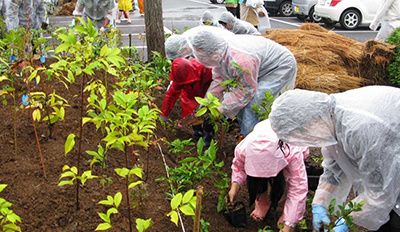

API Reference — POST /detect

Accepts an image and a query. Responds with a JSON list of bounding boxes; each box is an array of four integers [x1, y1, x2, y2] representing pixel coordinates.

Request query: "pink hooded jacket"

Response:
[[231, 119, 309, 223]]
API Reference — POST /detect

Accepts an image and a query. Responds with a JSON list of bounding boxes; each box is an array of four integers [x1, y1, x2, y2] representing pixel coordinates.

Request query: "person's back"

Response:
[[219, 11, 260, 35], [269, 86, 400, 231], [215, 34, 296, 100], [5, 0, 46, 31]]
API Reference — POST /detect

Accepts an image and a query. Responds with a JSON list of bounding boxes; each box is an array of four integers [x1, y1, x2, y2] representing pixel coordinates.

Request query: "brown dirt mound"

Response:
[[264, 23, 396, 93]]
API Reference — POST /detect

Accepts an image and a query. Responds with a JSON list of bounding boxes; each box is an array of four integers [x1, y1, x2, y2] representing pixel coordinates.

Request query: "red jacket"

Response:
[[161, 58, 212, 118]]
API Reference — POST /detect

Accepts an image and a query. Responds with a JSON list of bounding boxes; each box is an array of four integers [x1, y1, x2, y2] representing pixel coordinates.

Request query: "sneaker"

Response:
[[127, 19, 131, 23], [140, 13, 144, 17], [116, 19, 121, 24]]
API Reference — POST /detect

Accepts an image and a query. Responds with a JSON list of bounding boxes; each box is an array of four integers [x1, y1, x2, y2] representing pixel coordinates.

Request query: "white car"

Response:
[[315, 0, 383, 30]]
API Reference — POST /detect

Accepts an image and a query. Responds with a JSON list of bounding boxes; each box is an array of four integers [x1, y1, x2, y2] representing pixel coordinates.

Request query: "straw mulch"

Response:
[[264, 23, 396, 94], [56, 0, 77, 16]]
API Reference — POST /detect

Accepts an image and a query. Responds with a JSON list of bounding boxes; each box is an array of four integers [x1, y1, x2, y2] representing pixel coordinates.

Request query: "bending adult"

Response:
[[5, 0, 46, 31], [165, 26, 234, 60], [73, 0, 115, 31], [187, 28, 296, 137], [370, 0, 400, 41], [218, 11, 260, 35], [200, 10, 219, 27], [229, 119, 309, 232], [269, 86, 400, 232]]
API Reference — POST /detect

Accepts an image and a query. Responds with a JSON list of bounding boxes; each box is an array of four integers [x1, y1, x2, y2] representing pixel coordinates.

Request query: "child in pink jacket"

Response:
[[228, 119, 309, 232]]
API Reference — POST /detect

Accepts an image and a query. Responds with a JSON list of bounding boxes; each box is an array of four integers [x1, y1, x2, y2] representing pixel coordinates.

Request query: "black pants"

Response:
[[375, 210, 400, 232], [226, 5, 240, 19]]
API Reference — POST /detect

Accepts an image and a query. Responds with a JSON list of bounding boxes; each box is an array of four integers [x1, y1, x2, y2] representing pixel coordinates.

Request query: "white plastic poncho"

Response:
[[370, 0, 400, 41], [165, 34, 192, 60], [5, 0, 46, 31], [74, 0, 115, 29], [165, 26, 235, 60], [219, 11, 261, 35], [269, 86, 400, 230], [187, 27, 296, 136], [200, 10, 220, 27]]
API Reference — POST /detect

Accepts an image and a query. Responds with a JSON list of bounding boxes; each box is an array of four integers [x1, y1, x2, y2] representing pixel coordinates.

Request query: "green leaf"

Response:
[[182, 190, 194, 204], [58, 180, 74, 186], [196, 107, 207, 117], [114, 192, 122, 208], [179, 204, 195, 216], [136, 218, 152, 232], [170, 193, 182, 210], [100, 44, 107, 57], [179, 157, 198, 163], [128, 180, 143, 189], [107, 207, 118, 216], [95, 222, 112, 231], [97, 212, 110, 223], [65, 134, 76, 155], [0, 184, 7, 192], [167, 210, 179, 226]]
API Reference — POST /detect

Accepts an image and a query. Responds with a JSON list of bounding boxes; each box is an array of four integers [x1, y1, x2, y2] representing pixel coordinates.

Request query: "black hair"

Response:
[[246, 140, 289, 209], [247, 171, 285, 209]]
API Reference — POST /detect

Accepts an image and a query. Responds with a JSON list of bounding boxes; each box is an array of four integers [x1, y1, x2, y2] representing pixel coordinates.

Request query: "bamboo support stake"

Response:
[[193, 186, 204, 232]]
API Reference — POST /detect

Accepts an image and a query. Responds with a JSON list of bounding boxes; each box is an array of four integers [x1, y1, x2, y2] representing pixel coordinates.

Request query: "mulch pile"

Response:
[[264, 23, 397, 93], [56, 0, 77, 16]]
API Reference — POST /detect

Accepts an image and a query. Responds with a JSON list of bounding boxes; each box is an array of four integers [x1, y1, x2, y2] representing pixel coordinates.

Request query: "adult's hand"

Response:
[[312, 205, 330, 231]]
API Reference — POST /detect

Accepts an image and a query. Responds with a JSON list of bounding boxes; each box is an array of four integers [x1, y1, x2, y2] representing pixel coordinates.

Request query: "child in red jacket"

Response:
[[160, 57, 214, 145]]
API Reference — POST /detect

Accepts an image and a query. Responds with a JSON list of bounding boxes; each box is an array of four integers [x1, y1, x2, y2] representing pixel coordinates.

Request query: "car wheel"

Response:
[[210, 0, 224, 3], [340, 9, 361, 30], [296, 15, 308, 21], [309, 6, 322, 23], [279, 1, 293, 17], [322, 18, 336, 28]]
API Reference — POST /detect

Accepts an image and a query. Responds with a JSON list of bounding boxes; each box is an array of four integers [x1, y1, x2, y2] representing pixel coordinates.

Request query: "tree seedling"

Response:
[[325, 198, 366, 231], [0, 184, 22, 232]]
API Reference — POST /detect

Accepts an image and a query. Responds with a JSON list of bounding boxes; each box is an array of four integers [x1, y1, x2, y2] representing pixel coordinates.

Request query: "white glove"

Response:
[[100, 27, 105, 32]]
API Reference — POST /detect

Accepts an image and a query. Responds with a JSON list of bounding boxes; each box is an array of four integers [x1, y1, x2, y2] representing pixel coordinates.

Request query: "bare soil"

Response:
[[0, 59, 354, 232]]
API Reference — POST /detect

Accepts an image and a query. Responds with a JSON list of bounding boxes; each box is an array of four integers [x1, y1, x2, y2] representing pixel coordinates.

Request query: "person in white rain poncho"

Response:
[[187, 28, 296, 137], [269, 86, 400, 232], [200, 10, 220, 27], [370, 0, 400, 41], [165, 34, 193, 60], [5, 0, 46, 31], [165, 26, 235, 60], [73, 0, 115, 31], [218, 11, 260, 35]]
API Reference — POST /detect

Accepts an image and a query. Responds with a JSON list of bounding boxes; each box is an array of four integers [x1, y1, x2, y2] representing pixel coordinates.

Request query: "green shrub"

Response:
[[385, 28, 400, 87]]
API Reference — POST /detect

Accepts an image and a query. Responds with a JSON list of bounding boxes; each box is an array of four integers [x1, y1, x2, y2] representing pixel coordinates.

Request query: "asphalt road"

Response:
[[48, 0, 379, 61]]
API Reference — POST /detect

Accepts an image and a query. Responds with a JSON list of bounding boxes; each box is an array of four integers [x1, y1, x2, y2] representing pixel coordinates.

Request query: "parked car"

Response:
[[264, 0, 294, 17], [314, 0, 383, 30], [292, 0, 321, 23]]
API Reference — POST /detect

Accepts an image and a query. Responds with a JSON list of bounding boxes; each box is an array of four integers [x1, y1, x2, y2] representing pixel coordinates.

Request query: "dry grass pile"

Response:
[[264, 23, 396, 93], [56, 0, 76, 16]]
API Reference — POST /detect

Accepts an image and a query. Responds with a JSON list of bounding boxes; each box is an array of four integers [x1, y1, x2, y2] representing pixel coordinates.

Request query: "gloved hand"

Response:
[[160, 115, 168, 122], [70, 19, 76, 28], [332, 218, 348, 232], [312, 205, 330, 231], [99, 27, 105, 32]]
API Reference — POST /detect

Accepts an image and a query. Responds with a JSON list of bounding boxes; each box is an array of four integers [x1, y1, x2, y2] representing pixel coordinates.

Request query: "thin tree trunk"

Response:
[[144, 0, 165, 60]]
